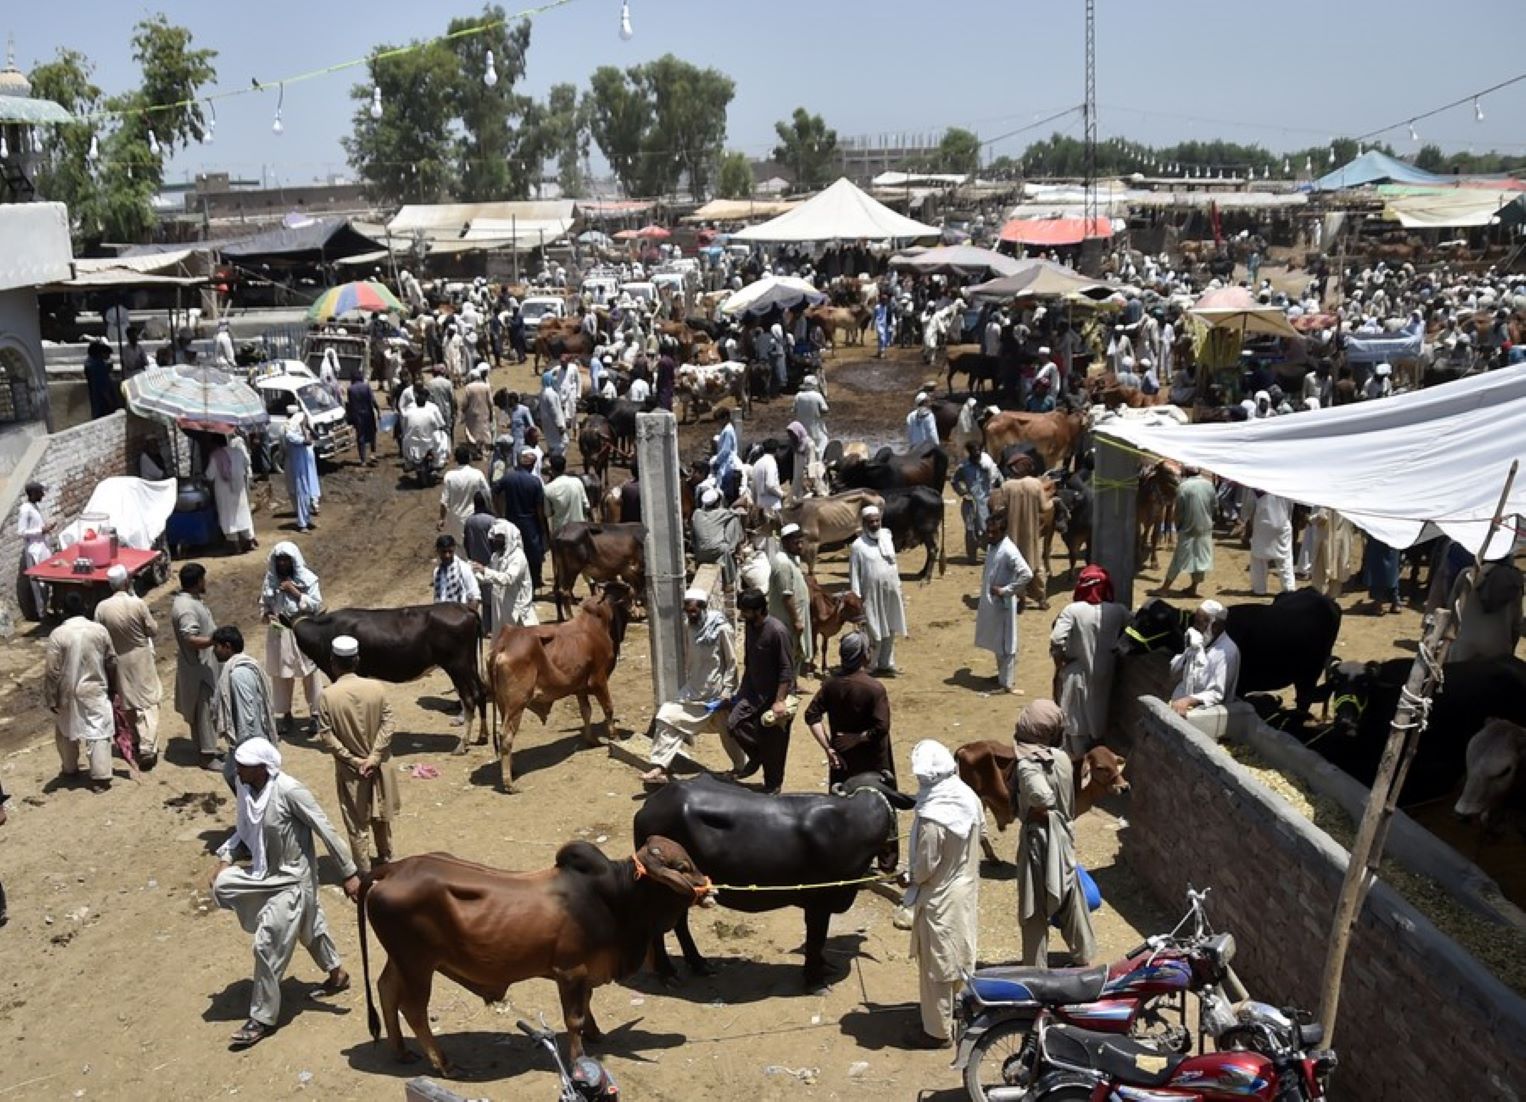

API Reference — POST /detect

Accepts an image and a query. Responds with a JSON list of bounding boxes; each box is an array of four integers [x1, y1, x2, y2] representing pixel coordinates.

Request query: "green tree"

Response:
[[543, 82, 589, 197], [588, 55, 734, 198], [936, 127, 981, 175], [772, 107, 837, 190], [342, 41, 458, 204], [716, 151, 752, 199], [587, 64, 653, 196], [448, 9, 537, 200], [29, 49, 105, 244], [1414, 144, 1445, 173]]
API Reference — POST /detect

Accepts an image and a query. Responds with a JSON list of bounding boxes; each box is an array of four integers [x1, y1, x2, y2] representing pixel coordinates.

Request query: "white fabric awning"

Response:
[[720, 275, 826, 317], [731, 177, 939, 242], [1092, 367, 1526, 554], [386, 200, 575, 248]]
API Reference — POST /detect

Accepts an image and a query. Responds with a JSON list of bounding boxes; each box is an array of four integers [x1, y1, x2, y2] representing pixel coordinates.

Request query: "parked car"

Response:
[[520, 295, 567, 332], [249, 360, 355, 471]]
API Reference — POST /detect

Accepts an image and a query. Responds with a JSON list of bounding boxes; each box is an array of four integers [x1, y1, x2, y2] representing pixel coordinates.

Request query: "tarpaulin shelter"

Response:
[[1189, 286, 1300, 340], [685, 198, 799, 222], [1092, 365, 1526, 554], [999, 216, 1113, 246], [730, 177, 939, 242], [1313, 150, 1448, 192], [966, 258, 1109, 300], [890, 245, 1022, 277], [1383, 190, 1526, 229], [219, 217, 384, 264], [386, 200, 576, 251], [720, 275, 826, 317]]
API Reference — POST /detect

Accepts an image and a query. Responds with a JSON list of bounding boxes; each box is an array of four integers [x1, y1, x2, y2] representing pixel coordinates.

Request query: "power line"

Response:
[[981, 105, 1085, 149], [1353, 70, 1526, 143]]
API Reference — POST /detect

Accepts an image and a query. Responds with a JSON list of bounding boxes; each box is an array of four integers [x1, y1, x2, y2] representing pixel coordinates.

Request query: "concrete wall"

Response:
[[1122, 697, 1526, 1100], [0, 285, 51, 443], [1, 410, 164, 630]]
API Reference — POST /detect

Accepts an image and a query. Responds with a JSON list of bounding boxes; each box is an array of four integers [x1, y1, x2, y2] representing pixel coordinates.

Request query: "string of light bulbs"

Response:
[[1353, 70, 1525, 144]]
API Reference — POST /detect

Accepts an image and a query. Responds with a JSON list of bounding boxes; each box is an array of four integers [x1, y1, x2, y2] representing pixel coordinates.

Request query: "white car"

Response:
[[620, 281, 657, 305], [520, 295, 567, 332], [249, 360, 354, 469], [581, 275, 621, 306]]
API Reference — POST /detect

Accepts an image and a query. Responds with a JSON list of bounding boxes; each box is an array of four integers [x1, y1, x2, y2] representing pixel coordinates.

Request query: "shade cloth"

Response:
[[731, 177, 939, 242], [1092, 366, 1526, 554], [1345, 318, 1425, 364], [967, 259, 1109, 301], [999, 216, 1113, 246], [890, 245, 1023, 278], [720, 275, 827, 317], [1384, 191, 1526, 230]]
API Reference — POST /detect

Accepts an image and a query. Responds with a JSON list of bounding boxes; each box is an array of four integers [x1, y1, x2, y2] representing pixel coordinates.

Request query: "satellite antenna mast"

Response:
[[1083, 0, 1099, 242]]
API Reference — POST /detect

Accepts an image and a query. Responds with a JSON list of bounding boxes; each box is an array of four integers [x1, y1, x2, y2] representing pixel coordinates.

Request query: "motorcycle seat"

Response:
[[1046, 1024, 1184, 1087], [969, 964, 1107, 1006]]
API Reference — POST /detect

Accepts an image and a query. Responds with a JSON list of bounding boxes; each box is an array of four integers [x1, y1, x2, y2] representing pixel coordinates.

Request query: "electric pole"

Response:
[[1083, 0, 1100, 271]]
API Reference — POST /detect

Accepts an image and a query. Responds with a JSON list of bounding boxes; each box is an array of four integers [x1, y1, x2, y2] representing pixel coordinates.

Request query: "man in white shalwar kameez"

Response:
[[44, 595, 117, 788], [212, 739, 359, 1048], [906, 740, 982, 1048], [849, 505, 908, 674], [1170, 600, 1241, 714], [260, 543, 323, 731], [1049, 565, 1128, 756], [1247, 490, 1295, 595], [17, 480, 55, 618], [472, 519, 537, 636], [975, 514, 1033, 693], [437, 445, 492, 543], [207, 437, 255, 552], [641, 588, 744, 784]]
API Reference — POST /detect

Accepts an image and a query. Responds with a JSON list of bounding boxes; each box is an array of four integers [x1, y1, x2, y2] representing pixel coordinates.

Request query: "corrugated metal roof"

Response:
[[0, 94, 71, 124]]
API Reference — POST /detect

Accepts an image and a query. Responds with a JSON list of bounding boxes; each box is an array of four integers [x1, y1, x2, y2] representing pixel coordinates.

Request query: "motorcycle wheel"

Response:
[[962, 1018, 1037, 1102], [1028, 1080, 1095, 1102]]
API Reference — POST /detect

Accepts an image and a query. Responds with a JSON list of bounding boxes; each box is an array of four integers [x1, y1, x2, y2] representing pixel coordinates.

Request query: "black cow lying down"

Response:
[[286, 604, 488, 751], [633, 773, 912, 991]]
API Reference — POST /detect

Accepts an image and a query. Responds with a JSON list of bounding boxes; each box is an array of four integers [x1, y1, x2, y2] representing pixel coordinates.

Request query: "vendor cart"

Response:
[[26, 476, 178, 616], [25, 545, 166, 618]]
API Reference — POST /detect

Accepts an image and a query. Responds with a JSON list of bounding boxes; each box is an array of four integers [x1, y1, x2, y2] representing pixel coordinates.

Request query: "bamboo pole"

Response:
[[1317, 460, 1518, 1045]]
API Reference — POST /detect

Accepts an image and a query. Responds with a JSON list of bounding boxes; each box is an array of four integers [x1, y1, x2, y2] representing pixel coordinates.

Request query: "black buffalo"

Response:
[[632, 773, 912, 991], [880, 485, 947, 580], [832, 441, 950, 493], [1120, 589, 1342, 713], [1309, 656, 1526, 804], [286, 604, 489, 749], [1052, 471, 1093, 577]]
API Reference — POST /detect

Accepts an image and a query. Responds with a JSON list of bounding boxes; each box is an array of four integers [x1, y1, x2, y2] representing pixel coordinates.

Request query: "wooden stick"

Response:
[[1317, 459, 1517, 1045]]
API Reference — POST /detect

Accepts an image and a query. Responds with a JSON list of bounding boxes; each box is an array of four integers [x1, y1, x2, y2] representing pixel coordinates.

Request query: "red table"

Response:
[[25, 544, 168, 616]]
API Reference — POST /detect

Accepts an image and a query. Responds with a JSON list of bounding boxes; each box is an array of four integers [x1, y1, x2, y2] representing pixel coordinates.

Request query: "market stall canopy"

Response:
[[1092, 366, 1526, 554], [613, 224, 671, 240], [0, 94, 70, 124], [685, 198, 799, 223], [307, 279, 404, 321], [1189, 286, 1300, 339], [387, 200, 575, 250], [720, 275, 827, 317], [731, 177, 939, 242], [966, 258, 1109, 300], [1313, 150, 1447, 192], [999, 216, 1113, 246], [123, 364, 268, 434], [1383, 190, 1526, 230], [889, 245, 1022, 277], [219, 217, 384, 263]]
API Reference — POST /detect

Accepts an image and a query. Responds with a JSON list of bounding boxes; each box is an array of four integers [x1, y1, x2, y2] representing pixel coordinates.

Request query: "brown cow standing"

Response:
[[806, 574, 864, 674], [954, 740, 1130, 863], [487, 584, 632, 791], [550, 522, 646, 621], [358, 836, 710, 1073], [981, 409, 1087, 471]]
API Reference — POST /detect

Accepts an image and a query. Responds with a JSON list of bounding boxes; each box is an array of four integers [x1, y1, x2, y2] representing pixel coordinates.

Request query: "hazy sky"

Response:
[[12, 0, 1526, 185]]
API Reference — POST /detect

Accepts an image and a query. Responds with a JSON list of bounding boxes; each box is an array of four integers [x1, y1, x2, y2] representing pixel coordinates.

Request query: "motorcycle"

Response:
[[956, 889, 1246, 1102], [516, 1017, 620, 1101], [1024, 999, 1337, 1101], [401, 443, 444, 488]]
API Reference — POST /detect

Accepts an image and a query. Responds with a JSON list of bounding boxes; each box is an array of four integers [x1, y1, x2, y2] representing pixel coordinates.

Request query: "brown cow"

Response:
[[981, 409, 1087, 471], [550, 521, 646, 621], [1135, 460, 1180, 568], [954, 741, 1130, 863], [806, 304, 869, 347], [358, 837, 710, 1073], [779, 489, 885, 571], [806, 574, 864, 673], [534, 328, 592, 366], [487, 583, 632, 791]]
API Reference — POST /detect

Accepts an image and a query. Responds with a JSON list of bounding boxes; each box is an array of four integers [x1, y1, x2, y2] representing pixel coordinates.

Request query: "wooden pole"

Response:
[[1317, 460, 1518, 1044]]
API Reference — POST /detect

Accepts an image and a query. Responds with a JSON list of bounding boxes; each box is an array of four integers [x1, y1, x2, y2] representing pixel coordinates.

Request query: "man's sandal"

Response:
[[229, 1019, 274, 1049]]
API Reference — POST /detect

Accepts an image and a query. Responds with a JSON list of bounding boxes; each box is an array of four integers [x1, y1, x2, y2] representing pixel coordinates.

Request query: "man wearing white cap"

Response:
[[438, 444, 493, 543], [692, 487, 744, 586], [906, 393, 939, 450], [1246, 489, 1295, 596], [213, 317, 236, 370], [792, 375, 830, 457], [316, 636, 398, 875], [212, 738, 359, 1050], [641, 589, 743, 784], [768, 524, 813, 675], [460, 363, 495, 457], [95, 564, 163, 767], [850, 505, 907, 674], [1362, 362, 1393, 401], [1169, 600, 1240, 715], [44, 591, 118, 790]]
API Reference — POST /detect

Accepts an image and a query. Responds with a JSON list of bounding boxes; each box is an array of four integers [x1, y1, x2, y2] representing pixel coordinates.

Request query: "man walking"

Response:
[[1247, 489, 1295, 596], [849, 505, 907, 675], [432, 534, 481, 615], [1156, 466, 1215, 597], [438, 445, 493, 543], [543, 454, 589, 538], [473, 519, 537, 633], [44, 592, 117, 791], [1049, 565, 1128, 756], [768, 524, 813, 676], [260, 544, 323, 734], [172, 564, 222, 770], [315, 636, 398, 875], [94, 563, 163, 769], [804, 632, 894, 788], [212, 739, 358, 1050], [726, 589, 796, 795], [211, 625, 279, 790], [496, 449, 549, 592], [641, 589, 743, 784], [975, 512, 1034, 693], [345, 370, 380, 466], [996, 473, 1050, 610]]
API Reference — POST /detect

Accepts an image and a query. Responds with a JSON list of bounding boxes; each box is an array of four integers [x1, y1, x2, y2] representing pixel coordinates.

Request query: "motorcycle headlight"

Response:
[[1207, 932, 1236, 970]]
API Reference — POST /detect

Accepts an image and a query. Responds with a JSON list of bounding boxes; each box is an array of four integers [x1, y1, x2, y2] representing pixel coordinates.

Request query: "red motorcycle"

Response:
[[956, 890, 1244, 1101], [1024, 1000, 1337, 1101]]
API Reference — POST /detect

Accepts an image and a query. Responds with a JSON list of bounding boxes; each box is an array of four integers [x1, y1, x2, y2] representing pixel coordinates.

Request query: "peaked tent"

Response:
[[966, 258, 1109, 300], [731, 177, 939, 242], [890, 245, 1023, 277], [1190, 286, 1301, 339], [719, 275, 826, 317], [1313, 150, 1447, 192], [1092, 366, 1526, 554]]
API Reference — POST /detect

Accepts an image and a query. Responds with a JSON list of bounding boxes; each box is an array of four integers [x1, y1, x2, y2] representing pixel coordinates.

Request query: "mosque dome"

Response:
[[0, 37, 31, 99]]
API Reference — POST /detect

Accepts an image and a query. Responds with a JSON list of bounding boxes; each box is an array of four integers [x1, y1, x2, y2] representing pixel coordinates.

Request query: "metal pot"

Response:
[[175, 480, 212, 513]]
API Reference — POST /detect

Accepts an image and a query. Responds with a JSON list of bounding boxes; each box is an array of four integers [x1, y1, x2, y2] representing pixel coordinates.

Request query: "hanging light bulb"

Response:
[[1408, 122, 1419, 144], [1328, 140, 1335, 161], [272, 83, 285, 135], [147, 129, 160, 156], [1474, 97, 1484, 123], [1281, 159, 1289, 176], [88, 132, 99, 162], [0, 132, 8, 159], [484, 49, 498, 88], [370, 85, 383, 121], [203, 99, 216, 145], [619, 0, 634, 40], [1305, 155, 1313, 173]]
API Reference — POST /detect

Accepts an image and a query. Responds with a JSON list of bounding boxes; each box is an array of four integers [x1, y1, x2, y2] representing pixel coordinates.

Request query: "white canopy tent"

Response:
[[731, 177, 939, 243], [720, 275, 827, 317], [889, 244, 1022, 278], [1092, 367, 1526, 555]]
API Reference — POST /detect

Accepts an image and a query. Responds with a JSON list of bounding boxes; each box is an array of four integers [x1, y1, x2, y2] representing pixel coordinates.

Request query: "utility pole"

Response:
[[1082, 0, 1100, 273]]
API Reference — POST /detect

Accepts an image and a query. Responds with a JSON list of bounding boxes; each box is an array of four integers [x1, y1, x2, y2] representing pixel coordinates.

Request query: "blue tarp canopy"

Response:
[[1313, 151, 1448, 192]]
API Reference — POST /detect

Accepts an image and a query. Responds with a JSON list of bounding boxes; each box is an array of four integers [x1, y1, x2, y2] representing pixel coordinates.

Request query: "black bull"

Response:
[[633, 773, 912, 990], [286, 604, 489, 748]]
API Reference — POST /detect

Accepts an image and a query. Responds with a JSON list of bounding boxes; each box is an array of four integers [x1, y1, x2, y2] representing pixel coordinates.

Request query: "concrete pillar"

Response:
[[637, 410, 685, 710], [1092, 435, 1138, 608]]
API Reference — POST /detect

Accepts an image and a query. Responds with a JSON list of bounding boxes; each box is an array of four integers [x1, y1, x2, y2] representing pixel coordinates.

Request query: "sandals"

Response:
[[229, 1019, 275, 1049], [319, 969, 351, 996]]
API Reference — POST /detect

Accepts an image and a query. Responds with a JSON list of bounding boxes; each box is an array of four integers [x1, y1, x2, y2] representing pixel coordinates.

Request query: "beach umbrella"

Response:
[[720, 275, 826, 317], [307, 279, 404, 321], [123, 364, 269, 433]]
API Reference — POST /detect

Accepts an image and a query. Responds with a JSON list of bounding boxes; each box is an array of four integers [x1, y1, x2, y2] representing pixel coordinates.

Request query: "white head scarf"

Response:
[[232, 738, 283, 878], [860, 509, 896, 564], [910, 740, 981, 839], [261, 541, 322, 616]]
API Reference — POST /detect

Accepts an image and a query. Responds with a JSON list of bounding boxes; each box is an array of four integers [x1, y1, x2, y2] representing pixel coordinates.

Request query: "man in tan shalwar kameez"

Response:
[[997, 475, 1050, 609], [1013, 700, 1096, 968], [314, 636, 398, 874], [460, 363, 495, 458], [95, 564, 163, 767], [44, 593, 117, 789], [906, 739, 982, 1048]]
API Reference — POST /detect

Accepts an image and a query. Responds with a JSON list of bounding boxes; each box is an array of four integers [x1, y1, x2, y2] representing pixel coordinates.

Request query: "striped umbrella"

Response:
[[306, 279, 404, 321], [123, 364, 269, 433]]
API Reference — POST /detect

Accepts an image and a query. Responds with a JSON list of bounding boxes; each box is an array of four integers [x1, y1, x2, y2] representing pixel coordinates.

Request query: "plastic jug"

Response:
[[77, 512, 114, 567]]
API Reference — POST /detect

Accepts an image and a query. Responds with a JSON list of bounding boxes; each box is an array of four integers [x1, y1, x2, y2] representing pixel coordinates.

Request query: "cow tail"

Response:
[[479, 631, 498, 756], [939, 496, 948, 576], [358, 874, 380, 1041]]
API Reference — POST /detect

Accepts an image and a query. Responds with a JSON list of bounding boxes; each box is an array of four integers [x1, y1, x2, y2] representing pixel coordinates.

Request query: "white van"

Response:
[[249, 360, 354, 469], [581, 275, 620, 306], [520, 295, 567, 332], [620, 281, 657, 305]]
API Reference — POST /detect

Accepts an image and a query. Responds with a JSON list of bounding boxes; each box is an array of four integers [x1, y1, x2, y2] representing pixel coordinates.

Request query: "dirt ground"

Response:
[[0, 343, 1508, 1101]]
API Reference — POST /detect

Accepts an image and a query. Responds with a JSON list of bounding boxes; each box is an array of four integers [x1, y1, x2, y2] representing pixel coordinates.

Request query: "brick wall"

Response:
[[1, 411, 165, 627], [1122, 697, 1526, 1101]]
